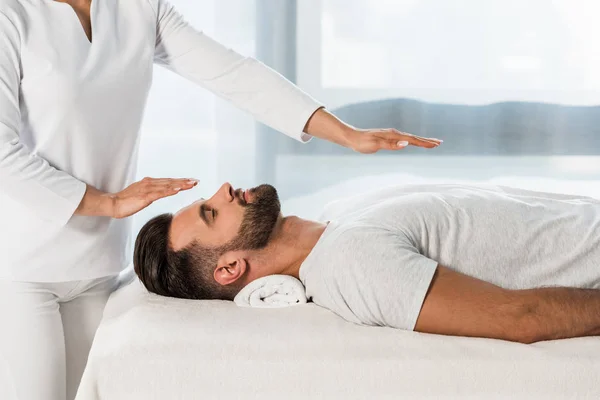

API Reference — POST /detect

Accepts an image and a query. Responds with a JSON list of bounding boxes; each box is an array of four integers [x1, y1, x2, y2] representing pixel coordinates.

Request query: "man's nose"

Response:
[[220, 182, 234, 202]]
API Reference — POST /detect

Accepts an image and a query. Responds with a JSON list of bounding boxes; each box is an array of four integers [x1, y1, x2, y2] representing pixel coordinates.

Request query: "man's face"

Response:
[[169, 182, 281, 252]]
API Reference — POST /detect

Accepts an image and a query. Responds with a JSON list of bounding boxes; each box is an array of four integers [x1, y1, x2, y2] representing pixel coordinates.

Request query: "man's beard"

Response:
[[225, 184, 281, 252]]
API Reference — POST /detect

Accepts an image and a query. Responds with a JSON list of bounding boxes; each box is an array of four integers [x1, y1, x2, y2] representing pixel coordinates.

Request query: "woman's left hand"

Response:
[[303, 108, 443, 154], [345, 128, 443, 154]]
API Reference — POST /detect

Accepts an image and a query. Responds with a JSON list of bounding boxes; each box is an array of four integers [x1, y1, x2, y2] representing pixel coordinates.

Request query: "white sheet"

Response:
[[77, 176, 600, 400], [77, 277, 600, 400]]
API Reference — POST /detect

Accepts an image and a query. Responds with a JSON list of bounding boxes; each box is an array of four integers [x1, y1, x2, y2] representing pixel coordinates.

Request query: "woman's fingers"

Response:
[[370, 131, 441, 152], [378, 129, 442, 148], [399, 134, 441, 148], [399, 130, 443, 144], [151, 181, 197, 192], [146, 179, 198, 199], [145, 187, 183, 202], [376, 138, 408, 151], [145, 178, 198, 192], [130, 178, 198, 203], [142, 177, 198, 187], [142, 177, 199, 184]]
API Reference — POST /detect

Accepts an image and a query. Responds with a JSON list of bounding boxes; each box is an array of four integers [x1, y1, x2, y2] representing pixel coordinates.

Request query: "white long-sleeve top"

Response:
[[0, 0, 321, 282]]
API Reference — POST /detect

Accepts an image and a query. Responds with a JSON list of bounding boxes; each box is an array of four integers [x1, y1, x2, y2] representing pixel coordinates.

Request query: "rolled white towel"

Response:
[[234, 275, 307, 308]]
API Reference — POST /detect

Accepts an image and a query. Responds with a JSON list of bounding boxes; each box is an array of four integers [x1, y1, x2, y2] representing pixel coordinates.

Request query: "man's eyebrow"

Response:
[[199, 203, 209, 225]]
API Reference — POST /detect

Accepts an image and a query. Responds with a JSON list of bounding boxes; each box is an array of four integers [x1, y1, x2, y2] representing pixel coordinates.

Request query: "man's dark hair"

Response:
[[134, 184, 281, 301], [133, 213, 239, 300]]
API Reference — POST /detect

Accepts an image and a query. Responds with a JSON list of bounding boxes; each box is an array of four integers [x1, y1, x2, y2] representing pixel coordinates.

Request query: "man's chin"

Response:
[[252, 183, 278, 196], [252, 184, 280, 207]]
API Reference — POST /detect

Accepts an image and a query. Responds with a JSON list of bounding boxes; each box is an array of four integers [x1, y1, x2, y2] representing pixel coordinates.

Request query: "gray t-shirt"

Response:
[[299, 184, 600, 331]]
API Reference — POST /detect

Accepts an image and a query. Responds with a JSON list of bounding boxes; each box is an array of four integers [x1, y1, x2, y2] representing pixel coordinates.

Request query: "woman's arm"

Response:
[[149, 0, 442, 152], [151, 0, 320, 143]]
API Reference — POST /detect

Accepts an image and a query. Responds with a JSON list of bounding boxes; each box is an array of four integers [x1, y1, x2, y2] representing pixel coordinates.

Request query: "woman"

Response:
[[0, 0, 441, 399]]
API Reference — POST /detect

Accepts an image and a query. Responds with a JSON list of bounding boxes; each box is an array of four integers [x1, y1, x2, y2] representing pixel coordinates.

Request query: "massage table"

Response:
[[76, 273, 600, 399], [77, 175, 600, 399]]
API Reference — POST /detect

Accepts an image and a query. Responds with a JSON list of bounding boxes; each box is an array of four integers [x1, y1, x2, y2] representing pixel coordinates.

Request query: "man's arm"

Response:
[[415, 265, 600, 343]]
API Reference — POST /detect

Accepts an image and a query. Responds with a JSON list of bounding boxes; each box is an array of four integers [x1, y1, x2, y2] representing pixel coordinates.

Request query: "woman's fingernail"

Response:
[[174, 187, 181, 191], [397, 141, 409, 147]]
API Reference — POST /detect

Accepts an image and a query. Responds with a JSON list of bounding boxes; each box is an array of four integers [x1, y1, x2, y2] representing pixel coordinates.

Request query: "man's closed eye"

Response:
[[206, 207, 216, 223], [199, 204, 214, 225]]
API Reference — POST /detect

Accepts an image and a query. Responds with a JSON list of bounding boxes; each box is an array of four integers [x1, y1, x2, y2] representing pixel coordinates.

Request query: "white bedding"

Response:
[[77, 176, 600, 400], [77, 276, 600, 400]]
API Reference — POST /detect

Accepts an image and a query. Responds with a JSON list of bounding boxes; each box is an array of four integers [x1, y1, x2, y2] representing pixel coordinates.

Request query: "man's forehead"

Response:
[[170, 200, 205, 250], [175, 198, 204, 216]]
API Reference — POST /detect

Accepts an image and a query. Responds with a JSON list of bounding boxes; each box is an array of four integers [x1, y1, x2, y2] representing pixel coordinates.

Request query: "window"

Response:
[[132, 0, 600, 228], [299, 0, 600, 106], [277, 0, 600, 209]]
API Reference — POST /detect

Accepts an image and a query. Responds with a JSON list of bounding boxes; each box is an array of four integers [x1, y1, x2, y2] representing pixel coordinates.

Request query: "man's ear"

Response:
[[214, 251, 248, 287]]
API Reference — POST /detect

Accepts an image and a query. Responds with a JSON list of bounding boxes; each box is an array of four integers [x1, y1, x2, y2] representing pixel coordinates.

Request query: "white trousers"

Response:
[[0, 276, 118, 400]]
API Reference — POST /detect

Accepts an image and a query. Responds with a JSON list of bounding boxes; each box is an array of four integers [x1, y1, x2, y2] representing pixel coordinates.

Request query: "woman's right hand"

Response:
[[109, 177, 199, 219], [75, 178, 199, 219]]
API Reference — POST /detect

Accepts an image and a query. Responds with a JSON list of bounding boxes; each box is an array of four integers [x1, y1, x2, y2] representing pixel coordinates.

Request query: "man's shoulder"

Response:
[[319, 222, 400, 259], [302, 223, 374, 271]]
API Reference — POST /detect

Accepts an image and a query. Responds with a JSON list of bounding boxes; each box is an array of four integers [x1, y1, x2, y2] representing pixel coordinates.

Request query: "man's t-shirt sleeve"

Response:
[[336, 227, 438, 331]]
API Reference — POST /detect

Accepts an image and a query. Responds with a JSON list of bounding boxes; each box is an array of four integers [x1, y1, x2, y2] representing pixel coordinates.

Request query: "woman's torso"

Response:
[[1, 0, 158, 281]]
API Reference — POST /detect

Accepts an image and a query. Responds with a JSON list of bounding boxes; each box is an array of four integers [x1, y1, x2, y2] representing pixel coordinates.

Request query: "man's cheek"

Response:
[[225, 219, 244, 240]]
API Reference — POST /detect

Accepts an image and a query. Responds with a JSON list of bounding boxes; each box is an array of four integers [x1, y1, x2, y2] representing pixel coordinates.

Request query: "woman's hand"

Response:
[[109, 177, 199, 219], [303, 108, 442, 154], [75, 177, 198, 219], [345, 128, 442, 154]]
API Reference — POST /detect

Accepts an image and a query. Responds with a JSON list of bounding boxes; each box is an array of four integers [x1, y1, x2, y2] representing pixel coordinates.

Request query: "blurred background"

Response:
[[133, 0, 600, 246]]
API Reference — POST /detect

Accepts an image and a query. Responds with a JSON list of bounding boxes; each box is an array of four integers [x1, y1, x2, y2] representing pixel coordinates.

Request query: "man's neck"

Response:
[[251, 216, 327, 280]]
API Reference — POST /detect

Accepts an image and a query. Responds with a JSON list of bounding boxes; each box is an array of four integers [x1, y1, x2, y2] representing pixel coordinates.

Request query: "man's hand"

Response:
[[75, 177, 198, 219], [345, 128, 442, 154]]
